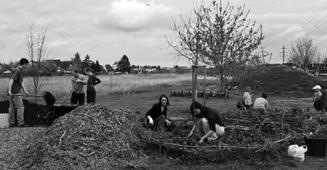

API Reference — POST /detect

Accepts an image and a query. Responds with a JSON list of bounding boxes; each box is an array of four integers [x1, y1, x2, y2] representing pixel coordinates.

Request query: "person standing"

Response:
[[70, 70, 87, 105], [8, 58, 30, 127], [145, 94, 171, 132], [187, 101, 225, 143], [243, 86, 252, 110], [86, 68, 101, 104]]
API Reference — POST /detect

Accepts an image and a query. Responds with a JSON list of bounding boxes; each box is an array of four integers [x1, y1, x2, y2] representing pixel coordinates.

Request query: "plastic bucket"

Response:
[[305, 138, 327, 157], [0, 113, 9, 128]]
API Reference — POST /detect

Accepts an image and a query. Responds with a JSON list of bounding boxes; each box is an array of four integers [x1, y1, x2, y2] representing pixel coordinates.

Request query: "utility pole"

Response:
[[281, 45, 286, 64], [260, 47, 269, 63]]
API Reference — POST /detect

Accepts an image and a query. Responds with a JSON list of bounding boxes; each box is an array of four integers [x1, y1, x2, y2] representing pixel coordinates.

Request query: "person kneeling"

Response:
[[145, 94, 171, 132], [187, 101, 225, 143], [253, 92, 268, 114]]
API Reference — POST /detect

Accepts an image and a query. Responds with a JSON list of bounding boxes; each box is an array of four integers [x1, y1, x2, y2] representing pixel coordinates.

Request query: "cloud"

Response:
[[96, 0, 175, 32]]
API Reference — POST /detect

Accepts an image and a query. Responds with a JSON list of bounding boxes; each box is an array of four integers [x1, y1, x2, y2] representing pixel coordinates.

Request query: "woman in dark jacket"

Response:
[[145, 94, 171, 132]]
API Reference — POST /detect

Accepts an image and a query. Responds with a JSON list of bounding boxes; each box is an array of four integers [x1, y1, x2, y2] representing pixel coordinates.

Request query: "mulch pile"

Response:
[[17, 104, 148, 169], [239, 64, 327, 97]]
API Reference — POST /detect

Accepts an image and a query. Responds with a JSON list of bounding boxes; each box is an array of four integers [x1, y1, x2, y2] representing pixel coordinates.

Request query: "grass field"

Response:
[[0, 73, 194, 101], [0, 73, 326, 169]]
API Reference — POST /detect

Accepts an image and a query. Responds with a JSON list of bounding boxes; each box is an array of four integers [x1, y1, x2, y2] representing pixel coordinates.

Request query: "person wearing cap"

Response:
[[313, 85, 324, 112], [187, 101, 225, 143], [313, 85, 322, 101]]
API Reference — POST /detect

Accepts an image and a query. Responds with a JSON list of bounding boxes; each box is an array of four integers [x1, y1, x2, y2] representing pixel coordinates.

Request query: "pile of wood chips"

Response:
[[17, 104, 148, 169]]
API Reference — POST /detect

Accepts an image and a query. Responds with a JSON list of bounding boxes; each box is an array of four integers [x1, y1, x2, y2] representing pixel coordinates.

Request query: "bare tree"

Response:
[[288, 37, 320, 68], [26, 23, 49, 96], [198, 1, 264, 86], [168, 0, 264, 91], [167, 4, 206, 102]]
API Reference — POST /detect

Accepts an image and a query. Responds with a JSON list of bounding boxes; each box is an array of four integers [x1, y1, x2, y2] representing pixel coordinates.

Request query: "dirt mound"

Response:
[[239, 64, 327, 97], [17, 104, 148, 169]]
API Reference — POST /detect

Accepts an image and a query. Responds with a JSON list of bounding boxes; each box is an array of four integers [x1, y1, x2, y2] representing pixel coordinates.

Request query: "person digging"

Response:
[[8, 58, 30, 127], [187, 101, 225, 143]]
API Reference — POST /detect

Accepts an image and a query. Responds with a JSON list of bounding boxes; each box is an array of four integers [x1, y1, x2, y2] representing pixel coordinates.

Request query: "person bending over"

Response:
[[253, 92, 269, 112], [187, 101, 225, 143]]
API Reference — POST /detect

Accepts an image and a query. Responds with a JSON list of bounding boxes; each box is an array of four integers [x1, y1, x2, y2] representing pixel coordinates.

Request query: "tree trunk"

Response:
[[192, 65, 198, 102]]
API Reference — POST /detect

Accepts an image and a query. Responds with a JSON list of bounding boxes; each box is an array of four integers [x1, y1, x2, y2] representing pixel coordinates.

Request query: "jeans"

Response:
[[9, 95, 24, 126]]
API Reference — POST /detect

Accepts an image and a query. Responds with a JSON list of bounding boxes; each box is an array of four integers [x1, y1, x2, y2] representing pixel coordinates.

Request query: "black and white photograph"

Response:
[[0, 0, 326, 169]]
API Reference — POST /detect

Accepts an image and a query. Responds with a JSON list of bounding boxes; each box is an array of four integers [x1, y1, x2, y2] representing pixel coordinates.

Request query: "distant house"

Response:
[[161, 67, 174, 73], [58, 61, 72, 70], [46, 59, 61, 66], [45, 59, 72, 70], [3, 70, 11, 77]]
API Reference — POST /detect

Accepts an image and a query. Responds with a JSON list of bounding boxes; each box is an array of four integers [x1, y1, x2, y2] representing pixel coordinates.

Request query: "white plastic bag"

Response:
[[287, 144, 307, 162], [215, 124, 225, 136]]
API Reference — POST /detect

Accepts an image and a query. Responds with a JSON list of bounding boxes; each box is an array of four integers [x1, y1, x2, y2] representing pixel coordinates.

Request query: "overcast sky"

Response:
[[1, 0, 327, 66]]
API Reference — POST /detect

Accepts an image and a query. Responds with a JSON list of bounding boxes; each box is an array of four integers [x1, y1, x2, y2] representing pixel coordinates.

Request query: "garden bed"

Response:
[[138, 108, 327, 164]]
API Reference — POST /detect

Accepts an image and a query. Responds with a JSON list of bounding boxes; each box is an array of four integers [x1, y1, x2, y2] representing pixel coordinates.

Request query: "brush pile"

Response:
[[139, 108, 327, 164], [17, 104, 148, 169]]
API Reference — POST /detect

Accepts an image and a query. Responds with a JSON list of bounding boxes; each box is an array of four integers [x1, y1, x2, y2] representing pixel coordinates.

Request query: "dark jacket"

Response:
[[146, 103, 167, 120], [314, 91, 327, 111], [87, 74, 101, 91], [202, 107, 224, 131]]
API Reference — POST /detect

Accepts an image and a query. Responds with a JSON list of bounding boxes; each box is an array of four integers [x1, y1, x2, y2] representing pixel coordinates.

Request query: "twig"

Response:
[[255, 133, 308, 153], [58, 130, 67, 146], [149, 137, 257, 150], [115, 116, 122, 125], [272, 135, 292, 144]]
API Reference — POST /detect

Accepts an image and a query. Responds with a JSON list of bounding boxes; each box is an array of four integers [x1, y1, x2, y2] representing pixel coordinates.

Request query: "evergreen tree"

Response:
[[72, 52, 82, 71], [117, 54, 131, 73]]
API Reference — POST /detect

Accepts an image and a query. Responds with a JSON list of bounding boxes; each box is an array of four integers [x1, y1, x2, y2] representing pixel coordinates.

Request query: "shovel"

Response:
[[10, 94, 44, 97]]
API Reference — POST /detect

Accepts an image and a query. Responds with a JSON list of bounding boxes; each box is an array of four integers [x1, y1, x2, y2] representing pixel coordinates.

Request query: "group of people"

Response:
[[145, 94, 225, 143], [70, 68, 101, 105], [7, 58, 101, 127], [237, 86, 269, 112]]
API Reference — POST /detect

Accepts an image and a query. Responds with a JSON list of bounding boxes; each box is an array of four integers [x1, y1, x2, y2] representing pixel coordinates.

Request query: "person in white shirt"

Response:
[[253, 93, 268, 111], [243, 86, 252, 110]]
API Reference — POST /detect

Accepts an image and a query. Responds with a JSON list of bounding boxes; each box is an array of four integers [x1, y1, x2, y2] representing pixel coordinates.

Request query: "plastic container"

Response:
[[0, 113, 9, 128], [305, 138, 327, 157]]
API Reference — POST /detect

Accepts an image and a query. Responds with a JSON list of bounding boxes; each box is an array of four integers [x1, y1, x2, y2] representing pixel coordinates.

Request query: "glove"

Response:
[[147, 116, 154, 124]]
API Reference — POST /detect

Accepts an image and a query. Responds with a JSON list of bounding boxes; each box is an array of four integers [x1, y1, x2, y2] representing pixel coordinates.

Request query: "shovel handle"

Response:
[[10, 94, 43, 97]]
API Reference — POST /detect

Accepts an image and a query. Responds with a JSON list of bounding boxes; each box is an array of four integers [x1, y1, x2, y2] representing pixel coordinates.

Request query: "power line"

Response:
[[282, 2, 327, 45]]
